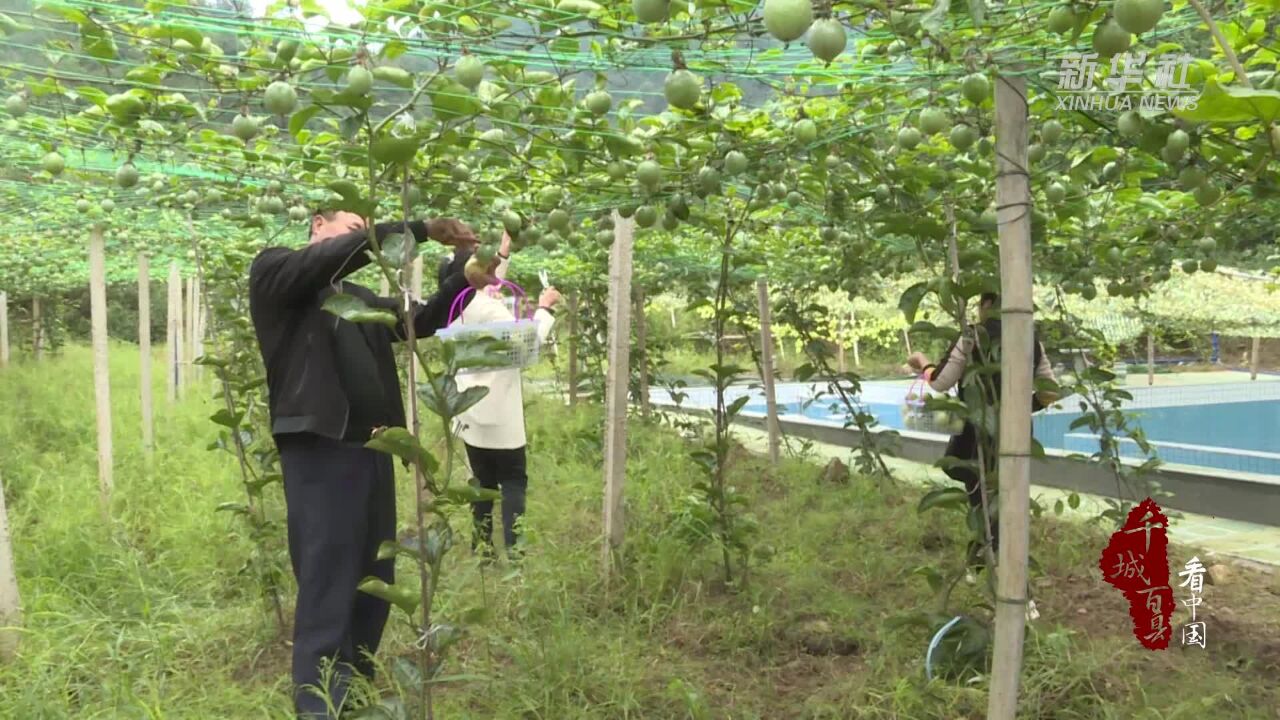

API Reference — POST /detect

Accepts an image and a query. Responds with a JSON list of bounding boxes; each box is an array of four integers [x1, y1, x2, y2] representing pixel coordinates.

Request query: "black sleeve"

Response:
[[249, 220, 429, 307], [392, 250, 474, 342]]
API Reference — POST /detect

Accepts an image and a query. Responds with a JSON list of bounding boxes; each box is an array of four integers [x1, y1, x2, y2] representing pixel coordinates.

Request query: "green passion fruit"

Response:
[[502, 210, 523, 234], [762, 0, 814, 42], [632, 0, 669, 23], [637, 159, 663, 187], [807, 18, 847, 63], [346, 65, 374, 95], [42, 151, 65, 175], [919, 108, 948, 135], [897, 127, 922, 149], [264, 81, 298, 115], [1193, 183, 1221, 206], [1117, 110, 1143, 137], [1178, 166, 1206, 190], [116, 163, 140, 189], [634, 205, 659, 228], [584, 90, 612, 116], [664, 69, 701, 110], [950, 124, 978, 150], [1042, 119, 1064, 144], [961, 73, 990, 104], [1113, 0, 1164, 35], [1092, 19, 1131, 57], [724, 150, 749, 175], [5, 94, 26, 117], [231, 113, 260, 141], [1047, 5, 1076, 34], [794, 118, 818, 144], [1046, 181, 1067, 204]]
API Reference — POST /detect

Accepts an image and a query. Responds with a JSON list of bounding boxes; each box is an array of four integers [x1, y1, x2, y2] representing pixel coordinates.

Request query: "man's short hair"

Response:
[[979, 292, 999, 307], [307, 209, 338, 240]]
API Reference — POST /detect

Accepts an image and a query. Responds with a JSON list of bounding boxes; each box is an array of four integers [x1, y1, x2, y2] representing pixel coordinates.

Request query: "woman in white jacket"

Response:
[[438, 232, 559, 558]]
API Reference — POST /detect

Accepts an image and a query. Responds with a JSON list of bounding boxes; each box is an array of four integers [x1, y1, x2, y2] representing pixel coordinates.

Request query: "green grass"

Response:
[[1, 346, 1278, 719]]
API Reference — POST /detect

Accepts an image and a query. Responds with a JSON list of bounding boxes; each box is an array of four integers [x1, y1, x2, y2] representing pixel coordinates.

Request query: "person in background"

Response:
[[906, 292, 1058, 556], [438, 231, 560, 560], [249, 210, 496, 720]]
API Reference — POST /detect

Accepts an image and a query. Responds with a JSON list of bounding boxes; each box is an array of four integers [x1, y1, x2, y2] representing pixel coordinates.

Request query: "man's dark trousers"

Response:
[[278, 433, 396, 719]]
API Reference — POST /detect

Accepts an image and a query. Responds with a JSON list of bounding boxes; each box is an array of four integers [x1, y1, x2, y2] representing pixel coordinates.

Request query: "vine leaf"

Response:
[[917, 486, 970, 513], [323, 293, 397, 327], [366, 427, 439, 474]]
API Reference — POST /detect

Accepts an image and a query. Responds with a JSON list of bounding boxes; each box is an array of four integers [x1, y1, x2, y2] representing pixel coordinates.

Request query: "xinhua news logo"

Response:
[[1055, 52, 1201, 112]]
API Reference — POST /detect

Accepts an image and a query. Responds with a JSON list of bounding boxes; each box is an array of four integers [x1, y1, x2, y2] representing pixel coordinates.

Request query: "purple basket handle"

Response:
[[447, 278, 527, 325]]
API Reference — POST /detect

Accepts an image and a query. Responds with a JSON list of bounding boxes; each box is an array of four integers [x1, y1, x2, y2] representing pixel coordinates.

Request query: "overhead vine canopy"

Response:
[[0, 0, 1277, 306]]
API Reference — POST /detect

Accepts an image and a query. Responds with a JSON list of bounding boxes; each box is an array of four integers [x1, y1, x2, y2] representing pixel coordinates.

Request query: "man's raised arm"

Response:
[[249, 220, 430, 307]]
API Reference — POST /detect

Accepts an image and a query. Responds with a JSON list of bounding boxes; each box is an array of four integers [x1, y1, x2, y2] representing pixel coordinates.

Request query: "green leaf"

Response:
[[81, 23, 117, 61], [366, 426, 439, 473], [142, 24, 203, 48], [1068, 492, 1080, 510], [429, 77, 483, 120], [918, 486, 970, 513], [376, 537, 422, 562], [1173, 79, 1280, 124], [899, 281, 931, 324], [323, 293, 397, 327], [35, 2, 91, 25], [357, 577, 420, 614], [391, 656, 423, 692], [380, 232, 417, 267], [74, 86, 108, 108], [289, 105, 321, 138], [210, 408, 244, 429], [215, 501, 250, 516], [444, 484, 502, 505], [921, 0, 951, 33], [372, 65, 414, 88]]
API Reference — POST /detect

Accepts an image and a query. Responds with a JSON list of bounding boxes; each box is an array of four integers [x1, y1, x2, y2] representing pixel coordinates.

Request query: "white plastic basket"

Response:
[[436, 279, 541, 374]]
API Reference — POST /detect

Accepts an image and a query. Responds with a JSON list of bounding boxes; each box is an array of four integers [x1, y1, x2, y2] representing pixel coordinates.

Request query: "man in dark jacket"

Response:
[[249, 209, 493, 719]]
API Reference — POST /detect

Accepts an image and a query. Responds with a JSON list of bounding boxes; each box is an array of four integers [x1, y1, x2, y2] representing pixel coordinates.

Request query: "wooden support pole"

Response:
[[757, 278, 781, 466], [194, 274, 205, 365], [89, 226, 113, 508], [850, 310, 860, 367], [1251, 336, 1261, 380], [1147, 331, 1155, 386], [0, 291, 8, 368], [635, 288, 649, 419], [139, 255, 154, 451], [167, 262, 181, 402], [601, 211, 634, 577], [988, 73, 1032, 720], [185, 276, 197, 392], [407, 256, 424, 417], [0, 468, 20, 661], [31, 297, 41, 360], [902, 327, 912, 355], [567, 293, 579, 406]]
